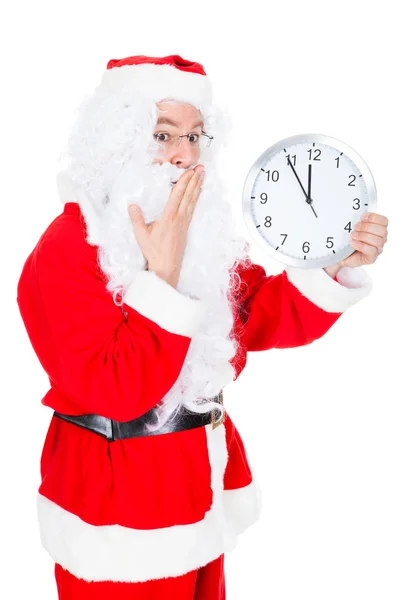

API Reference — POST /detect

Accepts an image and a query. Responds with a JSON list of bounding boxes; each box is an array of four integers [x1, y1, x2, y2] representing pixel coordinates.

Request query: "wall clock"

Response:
[[242, 134, 377, 268]]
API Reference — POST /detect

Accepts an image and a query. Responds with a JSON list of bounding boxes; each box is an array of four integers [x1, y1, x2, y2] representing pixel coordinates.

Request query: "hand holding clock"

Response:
[[324, 212, 389, 278]]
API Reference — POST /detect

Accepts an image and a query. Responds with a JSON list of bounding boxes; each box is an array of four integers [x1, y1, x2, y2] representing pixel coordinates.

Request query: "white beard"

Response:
[[58, 149, 250, 432]]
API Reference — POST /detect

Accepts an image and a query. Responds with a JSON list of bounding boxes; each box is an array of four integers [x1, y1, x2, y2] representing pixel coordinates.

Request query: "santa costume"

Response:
[[16, 54, 372, 599]]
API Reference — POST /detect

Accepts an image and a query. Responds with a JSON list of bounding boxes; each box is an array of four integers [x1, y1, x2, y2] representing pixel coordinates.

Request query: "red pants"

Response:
[[55, 554, 225, 599]]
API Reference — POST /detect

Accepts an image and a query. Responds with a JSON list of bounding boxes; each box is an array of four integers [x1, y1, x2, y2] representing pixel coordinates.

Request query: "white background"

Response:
[[3, 1, 415, 598]]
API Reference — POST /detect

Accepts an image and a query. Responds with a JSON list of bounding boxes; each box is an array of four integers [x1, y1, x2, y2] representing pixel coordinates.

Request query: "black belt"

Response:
[[53, 390, 225, 442]]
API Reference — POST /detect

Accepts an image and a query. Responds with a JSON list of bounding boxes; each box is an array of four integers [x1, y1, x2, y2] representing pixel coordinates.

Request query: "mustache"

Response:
[[170, 167, 197, 184], [150, 161, 199, 184], [108, 158, 206, 229]]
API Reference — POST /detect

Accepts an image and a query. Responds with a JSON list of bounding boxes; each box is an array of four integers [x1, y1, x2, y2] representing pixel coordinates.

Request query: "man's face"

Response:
[[152, 101, 203, 168]]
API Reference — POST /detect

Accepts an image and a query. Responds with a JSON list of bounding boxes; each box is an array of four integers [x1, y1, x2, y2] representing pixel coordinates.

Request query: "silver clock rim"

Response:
[[242, 133, 378, 269]]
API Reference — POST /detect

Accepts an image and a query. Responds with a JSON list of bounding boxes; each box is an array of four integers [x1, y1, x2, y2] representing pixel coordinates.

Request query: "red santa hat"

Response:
[[100, 53, 213, 110]]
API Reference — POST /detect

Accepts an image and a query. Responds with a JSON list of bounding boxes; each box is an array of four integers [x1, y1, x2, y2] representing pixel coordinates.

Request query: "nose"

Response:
[[168, 139, 200, 169]]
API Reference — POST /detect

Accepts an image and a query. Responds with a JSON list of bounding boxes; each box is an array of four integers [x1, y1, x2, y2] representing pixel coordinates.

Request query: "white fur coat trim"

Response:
[[123, 269, 210, 337], [285, 266, 372, 313], [100, 63, 213, 109], [36, 423, 261, 583]]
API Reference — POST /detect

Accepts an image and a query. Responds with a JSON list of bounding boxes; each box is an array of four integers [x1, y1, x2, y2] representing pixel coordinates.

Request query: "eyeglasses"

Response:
[[153, 130, 214, 148]]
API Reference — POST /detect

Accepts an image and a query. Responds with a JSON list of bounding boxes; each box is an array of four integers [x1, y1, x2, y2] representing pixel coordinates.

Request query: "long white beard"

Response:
[[60, 151, 250, 431]]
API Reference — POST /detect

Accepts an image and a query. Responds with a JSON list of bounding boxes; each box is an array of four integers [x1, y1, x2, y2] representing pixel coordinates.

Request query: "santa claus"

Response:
[[16, 54, 388, 599]]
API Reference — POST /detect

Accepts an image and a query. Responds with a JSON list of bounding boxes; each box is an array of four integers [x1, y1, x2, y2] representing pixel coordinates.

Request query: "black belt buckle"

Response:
[[211, 389, 225, 430]]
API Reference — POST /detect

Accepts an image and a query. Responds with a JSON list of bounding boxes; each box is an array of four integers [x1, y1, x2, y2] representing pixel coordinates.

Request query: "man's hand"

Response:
[[128, 165, 205, 288], [324, 212, 389, 278]]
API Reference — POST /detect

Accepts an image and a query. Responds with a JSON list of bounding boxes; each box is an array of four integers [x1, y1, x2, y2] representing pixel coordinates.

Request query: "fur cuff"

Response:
[[223, 480, 262, 535], [123, 270, 209, 337], [285, 266, 372, 313]]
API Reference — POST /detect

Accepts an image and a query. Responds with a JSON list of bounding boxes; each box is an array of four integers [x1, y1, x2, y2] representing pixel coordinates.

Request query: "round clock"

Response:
[[242, 133, 377, 269]]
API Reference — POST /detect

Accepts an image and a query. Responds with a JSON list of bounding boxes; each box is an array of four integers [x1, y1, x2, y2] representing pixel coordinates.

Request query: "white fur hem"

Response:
[[36, 425, 261, 582], [123, 269, 209, 337], [100, 63, 213, 109], [285, 266, 372, 313]]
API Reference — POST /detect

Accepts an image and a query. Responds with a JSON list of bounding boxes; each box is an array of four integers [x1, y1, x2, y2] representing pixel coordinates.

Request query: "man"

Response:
[[16, 54, 388, 599]]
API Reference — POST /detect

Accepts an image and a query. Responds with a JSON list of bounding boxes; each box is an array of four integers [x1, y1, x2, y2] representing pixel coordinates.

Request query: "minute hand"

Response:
[[287, 158, 318, 218], [287, 157, 309, 199]]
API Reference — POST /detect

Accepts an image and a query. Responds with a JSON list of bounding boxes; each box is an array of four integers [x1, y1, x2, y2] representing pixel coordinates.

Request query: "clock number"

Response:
[[344, 221, 352, 232], [265, 170, 279, 182], [307, 148, 321, 161], [264, 216, 272, 227], [302, 241, 310, 253], [286, 154, 296, 166], [335, 157, 340, 168], [326, 236, 334, 249], [353, 198, 360, 210], [348, 174, 356, 186], [280, 233, 288, 245], [260, 192, 268, 204]]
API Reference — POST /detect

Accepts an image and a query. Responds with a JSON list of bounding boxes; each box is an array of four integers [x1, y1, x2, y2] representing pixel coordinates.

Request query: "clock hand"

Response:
[[287, 157, 309, 200], [287, 158, 318, 218], [307, 163, 318, 218]]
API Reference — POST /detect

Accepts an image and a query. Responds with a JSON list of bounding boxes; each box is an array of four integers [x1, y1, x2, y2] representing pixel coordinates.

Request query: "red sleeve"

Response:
[[234, 258, 372, 352], [16, 216, 209, 422]]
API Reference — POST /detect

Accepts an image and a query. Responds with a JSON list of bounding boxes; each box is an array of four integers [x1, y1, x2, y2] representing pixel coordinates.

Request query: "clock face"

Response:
[[242, 134, 377, 269]]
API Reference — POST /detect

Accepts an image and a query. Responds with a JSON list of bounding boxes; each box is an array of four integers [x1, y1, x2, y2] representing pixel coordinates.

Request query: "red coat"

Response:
[[16, 201, 372, 583]]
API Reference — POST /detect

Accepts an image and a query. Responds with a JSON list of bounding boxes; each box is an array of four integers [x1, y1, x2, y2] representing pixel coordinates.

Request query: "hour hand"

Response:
[[307, 164, 318, 218]]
